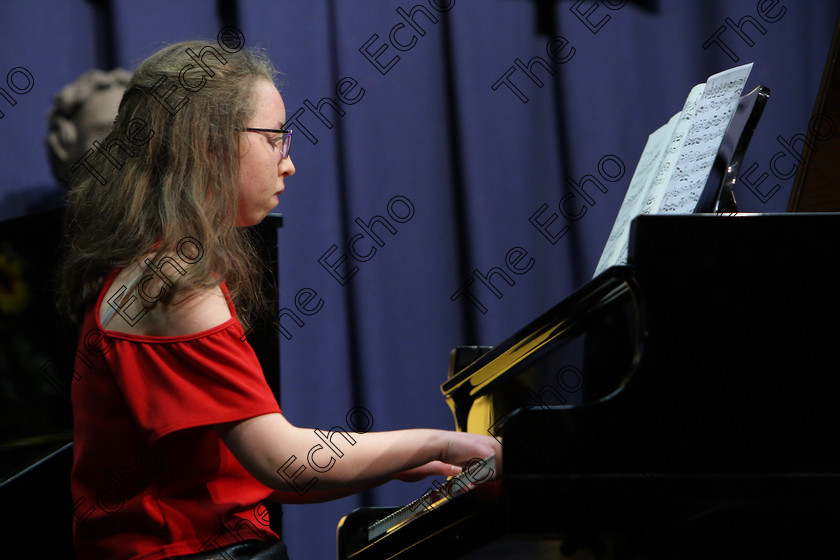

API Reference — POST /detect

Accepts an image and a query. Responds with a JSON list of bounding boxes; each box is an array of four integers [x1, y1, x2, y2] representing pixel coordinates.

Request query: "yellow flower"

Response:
[[0, 250, 29, 315]]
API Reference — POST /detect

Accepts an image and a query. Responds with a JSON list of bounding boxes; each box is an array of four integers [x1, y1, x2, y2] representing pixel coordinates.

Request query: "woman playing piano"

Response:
[[57, 37, 501, 560]]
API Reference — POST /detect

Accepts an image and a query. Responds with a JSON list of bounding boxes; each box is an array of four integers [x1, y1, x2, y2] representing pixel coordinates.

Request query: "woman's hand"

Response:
[[393, 461, 461, 482], [394, 431, 502, 483], [438, 431, 502, 470]]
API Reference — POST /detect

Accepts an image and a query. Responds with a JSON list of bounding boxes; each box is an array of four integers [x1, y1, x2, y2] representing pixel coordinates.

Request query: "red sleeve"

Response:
[[104, 319, 281, 444]]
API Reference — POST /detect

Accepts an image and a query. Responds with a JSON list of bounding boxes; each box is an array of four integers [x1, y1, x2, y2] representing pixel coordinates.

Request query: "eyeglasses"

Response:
[[240, 128, 293, 160]]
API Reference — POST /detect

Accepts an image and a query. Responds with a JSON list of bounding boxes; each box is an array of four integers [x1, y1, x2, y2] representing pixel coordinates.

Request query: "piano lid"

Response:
[[788, 13, 840, 211]]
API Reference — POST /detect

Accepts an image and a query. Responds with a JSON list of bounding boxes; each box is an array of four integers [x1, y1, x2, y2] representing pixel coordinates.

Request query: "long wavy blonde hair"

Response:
[[58, 38, 278, 326]]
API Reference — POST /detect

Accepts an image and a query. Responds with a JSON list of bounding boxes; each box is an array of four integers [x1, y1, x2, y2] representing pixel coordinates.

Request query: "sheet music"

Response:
[[659, 63, 753, 213], [593, 63, 753, 277], [594, 116, 678, 276], [638, 84, 706, 215]]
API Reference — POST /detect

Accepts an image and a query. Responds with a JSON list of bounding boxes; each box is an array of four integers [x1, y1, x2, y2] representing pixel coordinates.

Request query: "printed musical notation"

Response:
[[660, 64, 752, 214], [594, 63, 753, 276]]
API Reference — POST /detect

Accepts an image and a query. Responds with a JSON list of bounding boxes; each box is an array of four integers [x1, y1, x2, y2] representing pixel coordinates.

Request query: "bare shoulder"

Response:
[[99, 256, 232, 337]]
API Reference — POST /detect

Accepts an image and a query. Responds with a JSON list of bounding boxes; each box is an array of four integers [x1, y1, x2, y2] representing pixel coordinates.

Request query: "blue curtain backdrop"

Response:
[[2, 1, 838, 558]]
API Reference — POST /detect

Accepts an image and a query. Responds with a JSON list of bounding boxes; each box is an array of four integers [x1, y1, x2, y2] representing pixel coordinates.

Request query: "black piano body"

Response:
[[338, 213, 840, 559]]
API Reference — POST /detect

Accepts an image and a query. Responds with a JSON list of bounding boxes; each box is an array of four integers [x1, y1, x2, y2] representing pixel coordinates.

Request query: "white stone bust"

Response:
[[46, 68, 132, 186]]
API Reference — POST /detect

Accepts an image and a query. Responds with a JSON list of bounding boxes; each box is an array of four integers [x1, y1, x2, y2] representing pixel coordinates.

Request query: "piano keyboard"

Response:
[[365, 455, 497, 541]]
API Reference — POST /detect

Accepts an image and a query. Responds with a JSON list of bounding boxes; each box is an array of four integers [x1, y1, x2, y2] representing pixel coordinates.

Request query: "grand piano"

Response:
[[337, 16, 840, 560]]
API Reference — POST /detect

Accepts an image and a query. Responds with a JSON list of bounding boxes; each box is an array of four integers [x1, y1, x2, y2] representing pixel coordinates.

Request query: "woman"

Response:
[[58, 37, 501, 560]]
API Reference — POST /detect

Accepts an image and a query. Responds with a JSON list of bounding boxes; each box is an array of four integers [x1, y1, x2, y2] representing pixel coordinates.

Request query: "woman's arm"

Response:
[[135, 283, 501, 503], [215, 413, 501, 503]]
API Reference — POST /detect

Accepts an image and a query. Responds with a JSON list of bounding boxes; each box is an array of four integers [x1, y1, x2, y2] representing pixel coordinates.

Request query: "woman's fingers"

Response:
[[393, 461, 460, 482]]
